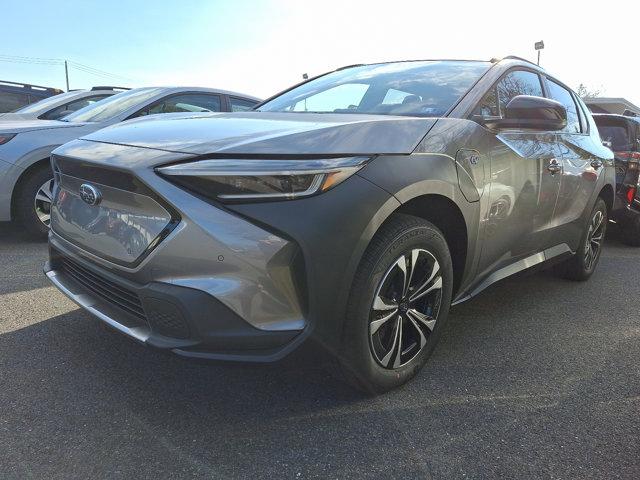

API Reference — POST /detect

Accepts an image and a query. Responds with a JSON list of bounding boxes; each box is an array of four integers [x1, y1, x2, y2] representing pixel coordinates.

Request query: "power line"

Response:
[[0, 54, 135, 84]]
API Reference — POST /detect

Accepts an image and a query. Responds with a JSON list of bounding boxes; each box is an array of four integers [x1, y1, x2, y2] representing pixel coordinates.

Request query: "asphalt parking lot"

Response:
[[0, 222, 638, 479]]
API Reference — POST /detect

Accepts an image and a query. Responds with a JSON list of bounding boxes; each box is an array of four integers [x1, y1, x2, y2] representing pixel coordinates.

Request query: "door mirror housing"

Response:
[[480, 95, 567, 131]]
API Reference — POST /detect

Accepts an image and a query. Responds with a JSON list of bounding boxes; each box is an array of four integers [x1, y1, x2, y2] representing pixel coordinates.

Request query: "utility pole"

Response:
[[64, 60, 69, 91], [534, 41, 544, 66]]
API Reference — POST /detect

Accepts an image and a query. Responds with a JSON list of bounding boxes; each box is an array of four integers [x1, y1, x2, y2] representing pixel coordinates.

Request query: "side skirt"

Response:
[[451, 243, 573, 306]]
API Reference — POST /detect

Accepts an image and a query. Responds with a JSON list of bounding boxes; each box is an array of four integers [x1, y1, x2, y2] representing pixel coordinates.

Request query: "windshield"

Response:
[[15, 91, 80, 113], [259, 61, 490, 117], [62, 87, 162, 123]]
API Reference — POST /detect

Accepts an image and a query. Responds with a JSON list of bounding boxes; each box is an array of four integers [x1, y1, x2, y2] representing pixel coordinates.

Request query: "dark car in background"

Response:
[[45, 57, 614, 393], [593, 114, 640, 245], [0, 80, 63, 112]]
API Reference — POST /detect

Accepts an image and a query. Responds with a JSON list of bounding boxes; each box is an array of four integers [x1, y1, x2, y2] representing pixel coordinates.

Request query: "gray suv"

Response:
[[45, 57, 614, 392]]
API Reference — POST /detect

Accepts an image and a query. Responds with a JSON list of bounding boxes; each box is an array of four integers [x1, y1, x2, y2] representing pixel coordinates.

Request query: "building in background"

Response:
[[584, 97, 640, 117]]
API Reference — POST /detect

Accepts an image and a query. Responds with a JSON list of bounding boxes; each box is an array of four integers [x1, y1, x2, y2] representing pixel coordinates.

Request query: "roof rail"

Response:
[[0, 79, 62, 93], [90, 86, 130, 91]]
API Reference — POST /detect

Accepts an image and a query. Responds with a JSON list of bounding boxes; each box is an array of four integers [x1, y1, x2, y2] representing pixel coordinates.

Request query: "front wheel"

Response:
[[14, 164, 54, 240], [556, 198, 607, 281], [339, 214, 453, 394]]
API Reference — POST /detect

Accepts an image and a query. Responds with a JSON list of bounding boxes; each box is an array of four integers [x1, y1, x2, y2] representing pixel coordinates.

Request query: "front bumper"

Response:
[[45, 236, 305, 361], [45, 140, 399, 361]]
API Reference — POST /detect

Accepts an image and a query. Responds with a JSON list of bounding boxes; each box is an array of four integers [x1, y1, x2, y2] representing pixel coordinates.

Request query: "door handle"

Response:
[[547, 160, 562, 174], [591, 159, 603, 169]]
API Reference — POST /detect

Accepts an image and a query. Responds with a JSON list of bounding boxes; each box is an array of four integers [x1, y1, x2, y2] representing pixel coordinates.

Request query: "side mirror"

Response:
[[47, 109, 73, 121], [481, 95, 567, 131]]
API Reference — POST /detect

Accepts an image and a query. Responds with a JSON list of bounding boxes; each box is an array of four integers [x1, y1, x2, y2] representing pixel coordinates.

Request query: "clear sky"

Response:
[[2, 0, 638, 105]]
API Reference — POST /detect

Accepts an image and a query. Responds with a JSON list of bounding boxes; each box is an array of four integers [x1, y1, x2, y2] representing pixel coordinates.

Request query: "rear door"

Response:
[[474, 69, 563, 275], [547, 79, 605, 246]]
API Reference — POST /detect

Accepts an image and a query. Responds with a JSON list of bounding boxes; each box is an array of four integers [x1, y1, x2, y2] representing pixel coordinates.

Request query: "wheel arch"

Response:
[[10, 157, 52, 218], [598, 183, 614, 214], [392, 194, 468, 295]]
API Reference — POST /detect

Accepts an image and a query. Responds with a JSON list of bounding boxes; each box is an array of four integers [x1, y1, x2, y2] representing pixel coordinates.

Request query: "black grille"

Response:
[[61, 258, 146, 321]]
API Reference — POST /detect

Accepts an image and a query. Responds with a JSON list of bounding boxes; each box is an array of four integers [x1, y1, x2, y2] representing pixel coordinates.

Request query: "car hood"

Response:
[[0, 118, 84, 134], [80, 112, 437, 155]]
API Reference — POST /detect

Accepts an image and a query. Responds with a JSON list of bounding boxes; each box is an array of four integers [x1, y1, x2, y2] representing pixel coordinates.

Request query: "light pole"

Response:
[[534, 40, 544, 66]]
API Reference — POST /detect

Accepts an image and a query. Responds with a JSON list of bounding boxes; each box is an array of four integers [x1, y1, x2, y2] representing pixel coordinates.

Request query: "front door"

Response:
[[472, 68, 563, 277], [477, 131, 562, 276]]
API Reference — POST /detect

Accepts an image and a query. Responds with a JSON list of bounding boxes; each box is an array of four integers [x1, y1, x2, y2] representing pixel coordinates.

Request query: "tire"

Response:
[[619, 215, 640, 247], [556, 198, 607, 281], [339, 213, 454, 394], [14, 164, 54, 240]]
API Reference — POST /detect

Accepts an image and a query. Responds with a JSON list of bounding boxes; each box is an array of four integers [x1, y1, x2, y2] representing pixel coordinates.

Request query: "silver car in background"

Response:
[[0, 86, 126, 122], [0, 86, 260, 237]]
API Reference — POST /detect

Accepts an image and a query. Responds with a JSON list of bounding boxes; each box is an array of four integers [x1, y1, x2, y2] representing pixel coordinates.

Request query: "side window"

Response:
[[546, 79, 581, 134], [474, 70, 543, 117], [137, 94, 221, 117], [0, 91, 30, 112], [229, 97, 257, 112], [41, 95, 111, 120]]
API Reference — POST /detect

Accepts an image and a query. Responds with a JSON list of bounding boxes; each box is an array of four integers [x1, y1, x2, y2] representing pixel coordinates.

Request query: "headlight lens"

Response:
[[156, 157, 370, 201], [0, 134, 16, 145]]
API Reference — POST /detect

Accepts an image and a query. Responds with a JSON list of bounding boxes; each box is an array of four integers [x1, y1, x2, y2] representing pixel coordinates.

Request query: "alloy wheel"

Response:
[[369, 248, 443, 369], [34, 178, 54, 227], [584, 209, 605, 271]]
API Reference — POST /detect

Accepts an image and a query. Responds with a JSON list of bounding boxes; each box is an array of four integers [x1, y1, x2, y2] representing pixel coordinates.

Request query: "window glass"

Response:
[[594, 118, 632, 151], [15, 91, 78, 113], [0, 91, 29, 112], [63, 88, 162, 122], [474, 70, 543, 117], [291, 84, 369, 112], [137, 93, 221, 117], [230, 97, 257, 112], [41, 95, 111, 120], [382, 88, 416, 104], [260, 61, 490, 117], [546, 79, 581, 133]]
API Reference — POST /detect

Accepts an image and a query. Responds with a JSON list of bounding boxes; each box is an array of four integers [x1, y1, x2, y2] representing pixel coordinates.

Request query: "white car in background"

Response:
[[0, 87, 127, 121], [0, 86, 260, 237]]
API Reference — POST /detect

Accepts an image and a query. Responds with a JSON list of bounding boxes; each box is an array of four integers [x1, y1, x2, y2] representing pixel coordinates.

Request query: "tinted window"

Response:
[[136, 93, 221, 117], [63, 88, 162, 122], [475, 70, 543, 117], [259, 61, 490, 117], [594, 117, 632, 151], [230, 97, 258, 112], [546, 79, 581, 133], [0, 91, 30, 112]]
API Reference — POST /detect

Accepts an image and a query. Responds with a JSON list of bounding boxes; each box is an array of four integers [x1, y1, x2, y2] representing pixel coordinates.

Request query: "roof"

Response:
[[583, 97, 640, 114]]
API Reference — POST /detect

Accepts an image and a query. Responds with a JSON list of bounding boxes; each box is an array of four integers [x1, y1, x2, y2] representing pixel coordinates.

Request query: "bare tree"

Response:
[[576, 83, 601, 98]]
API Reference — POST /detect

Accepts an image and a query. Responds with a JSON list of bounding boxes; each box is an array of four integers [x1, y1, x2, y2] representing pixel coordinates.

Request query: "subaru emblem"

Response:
[[79, 183, 102, 206]]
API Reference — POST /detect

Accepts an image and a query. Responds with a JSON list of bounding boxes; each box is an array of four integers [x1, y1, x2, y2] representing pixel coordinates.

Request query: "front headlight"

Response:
[[0, 133, 16, 145], [156, 157, 370, 201]]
